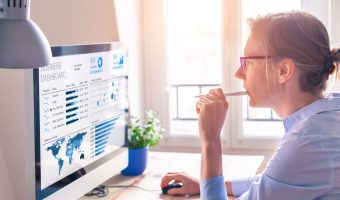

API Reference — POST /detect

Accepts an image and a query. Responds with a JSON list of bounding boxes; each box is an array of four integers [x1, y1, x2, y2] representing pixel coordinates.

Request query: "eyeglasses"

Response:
[[240, 56, 272, 71]]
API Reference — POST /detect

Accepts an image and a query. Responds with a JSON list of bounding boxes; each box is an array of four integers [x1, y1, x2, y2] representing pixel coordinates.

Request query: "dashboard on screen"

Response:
[[34, 43, 128, 199]]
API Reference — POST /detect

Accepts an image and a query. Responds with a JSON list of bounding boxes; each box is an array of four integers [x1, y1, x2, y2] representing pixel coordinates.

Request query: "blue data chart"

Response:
[[112, 52, 125, 69], [89, 56, 104, 75], [64, 84, 90, 126], [45, 131, 87, 175], [94, 117, 119, 156], [91, 77, 124, 117], [65, 89, 79, 125]]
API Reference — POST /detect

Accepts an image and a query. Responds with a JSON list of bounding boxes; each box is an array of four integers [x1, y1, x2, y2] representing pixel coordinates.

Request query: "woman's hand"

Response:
[[196, 88, 228, 145], [160, 172, 200, 196]]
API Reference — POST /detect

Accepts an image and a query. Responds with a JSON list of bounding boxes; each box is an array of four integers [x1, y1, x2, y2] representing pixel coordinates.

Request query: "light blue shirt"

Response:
[[200, 93, 340, 200]]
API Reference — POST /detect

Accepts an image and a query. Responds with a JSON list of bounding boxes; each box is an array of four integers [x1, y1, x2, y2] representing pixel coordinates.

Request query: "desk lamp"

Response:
[[0, 0, 51, 69]]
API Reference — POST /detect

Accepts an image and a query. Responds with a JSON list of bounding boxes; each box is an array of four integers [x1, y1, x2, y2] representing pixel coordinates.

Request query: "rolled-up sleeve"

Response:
[[200, 176, 228, 200]]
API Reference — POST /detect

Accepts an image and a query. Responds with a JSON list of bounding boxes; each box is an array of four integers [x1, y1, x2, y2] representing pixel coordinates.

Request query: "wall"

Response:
[[114, 0, 144, 117], [303, 0, 340, 92], [31, 0, 119, 45], [329, 0, 340, 92], [330, 0, 340, 46], [0, 136, 15, 200], [0, 69, 34, 200], [30, 0, 143, 117]]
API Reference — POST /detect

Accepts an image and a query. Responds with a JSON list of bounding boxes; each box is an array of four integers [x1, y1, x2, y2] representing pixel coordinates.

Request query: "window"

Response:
[[167, 0, 222, 136], [142, 0, 334, 150]]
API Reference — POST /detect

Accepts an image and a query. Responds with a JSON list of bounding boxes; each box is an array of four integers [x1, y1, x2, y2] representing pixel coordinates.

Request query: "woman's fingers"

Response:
[[160, 173, 184, 188], [196, 92, 222, 114], [167, 187, 186, 195], [196, 88, 229, 143], [160, 172, 200, 196]]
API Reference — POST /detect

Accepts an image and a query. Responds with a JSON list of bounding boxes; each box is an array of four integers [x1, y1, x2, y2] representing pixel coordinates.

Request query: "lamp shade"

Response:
[[0, 0, 51, 69]]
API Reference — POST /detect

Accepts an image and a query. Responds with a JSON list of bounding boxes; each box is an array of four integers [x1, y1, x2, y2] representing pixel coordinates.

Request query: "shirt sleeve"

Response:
[[231, 175, 262, 197], [200, 176, 228, 200]]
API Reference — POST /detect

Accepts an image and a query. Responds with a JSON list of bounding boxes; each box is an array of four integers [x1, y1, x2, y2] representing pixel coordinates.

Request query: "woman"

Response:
[[161, 11, 340, 199]]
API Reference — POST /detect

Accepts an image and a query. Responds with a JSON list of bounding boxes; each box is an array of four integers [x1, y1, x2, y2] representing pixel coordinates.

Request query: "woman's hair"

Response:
[[248, 11, 340, 94]]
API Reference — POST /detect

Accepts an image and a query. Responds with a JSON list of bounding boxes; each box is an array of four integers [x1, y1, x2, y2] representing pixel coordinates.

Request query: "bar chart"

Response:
[[65, 83, 90, 126], [94, 117, 119, 156], [65, 89, 79, 125]]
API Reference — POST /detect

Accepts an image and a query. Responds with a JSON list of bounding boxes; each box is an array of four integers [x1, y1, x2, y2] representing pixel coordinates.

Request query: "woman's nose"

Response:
[[235, 66, 244, 80]]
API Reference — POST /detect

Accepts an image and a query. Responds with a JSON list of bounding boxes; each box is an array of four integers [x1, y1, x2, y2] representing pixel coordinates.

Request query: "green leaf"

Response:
[[127, 109, 165, 148]]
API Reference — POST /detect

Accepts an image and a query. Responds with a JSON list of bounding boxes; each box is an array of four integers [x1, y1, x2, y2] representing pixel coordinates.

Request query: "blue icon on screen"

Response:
[[90, 56, 104, 74], [119, 56, 124, 65], [112, 53, 124, 69], [98, 57, 103, 68]]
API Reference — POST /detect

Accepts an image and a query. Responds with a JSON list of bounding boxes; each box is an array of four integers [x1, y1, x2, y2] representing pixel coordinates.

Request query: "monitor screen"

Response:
[[34, 43, 128, 199]]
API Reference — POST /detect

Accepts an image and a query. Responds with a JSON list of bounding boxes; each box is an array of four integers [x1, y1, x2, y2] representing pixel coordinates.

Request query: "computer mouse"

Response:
[[162, 183, 183, 194]]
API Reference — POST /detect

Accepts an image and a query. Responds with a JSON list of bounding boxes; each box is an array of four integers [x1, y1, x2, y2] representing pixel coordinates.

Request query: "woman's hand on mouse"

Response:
[[160, 172, 200, 196]]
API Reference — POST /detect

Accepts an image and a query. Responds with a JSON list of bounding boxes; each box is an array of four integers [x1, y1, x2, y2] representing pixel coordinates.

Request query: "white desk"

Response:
[[81, 151, 264, 200]]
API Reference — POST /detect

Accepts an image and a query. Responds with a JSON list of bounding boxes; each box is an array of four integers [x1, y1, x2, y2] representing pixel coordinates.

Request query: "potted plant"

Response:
[[121, 110, 164, 176]]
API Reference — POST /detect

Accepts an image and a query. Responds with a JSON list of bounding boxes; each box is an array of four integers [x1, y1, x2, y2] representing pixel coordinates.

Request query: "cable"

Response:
[[85, 185, 109, 198], [106, 184, 161, 192], [84, 185, 161, 198]]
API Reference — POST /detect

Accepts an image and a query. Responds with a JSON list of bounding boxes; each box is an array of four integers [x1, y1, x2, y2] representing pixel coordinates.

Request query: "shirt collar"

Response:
[[283, 93, 340, 133]]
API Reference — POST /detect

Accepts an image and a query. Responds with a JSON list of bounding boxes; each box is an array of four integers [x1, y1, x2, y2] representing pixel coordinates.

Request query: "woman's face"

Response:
[[235, 34, 278, 107]]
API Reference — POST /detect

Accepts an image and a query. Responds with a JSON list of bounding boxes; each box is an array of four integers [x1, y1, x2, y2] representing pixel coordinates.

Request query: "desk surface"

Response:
[[81, 151, 264, 200]]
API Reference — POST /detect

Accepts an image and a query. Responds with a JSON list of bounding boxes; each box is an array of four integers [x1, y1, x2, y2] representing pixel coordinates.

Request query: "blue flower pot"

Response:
[[121, 146, 149, 176]]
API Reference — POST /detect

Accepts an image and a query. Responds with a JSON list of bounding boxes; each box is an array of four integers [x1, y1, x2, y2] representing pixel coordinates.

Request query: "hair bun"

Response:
[[329, 48, 340, 76], [330, 48, 340, 62], [324, 55, 333, 71]]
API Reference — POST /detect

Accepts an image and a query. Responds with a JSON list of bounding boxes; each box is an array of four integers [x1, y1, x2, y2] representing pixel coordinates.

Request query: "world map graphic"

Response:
[[46, 132, 87, 175]]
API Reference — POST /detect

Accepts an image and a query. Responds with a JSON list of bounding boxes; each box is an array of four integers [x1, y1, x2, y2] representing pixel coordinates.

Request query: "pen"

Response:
[[195, 91, 247, 98]]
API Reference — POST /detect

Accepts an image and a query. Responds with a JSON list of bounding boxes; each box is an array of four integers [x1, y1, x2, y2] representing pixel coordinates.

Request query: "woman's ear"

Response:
[[277, 58, 295, 83]]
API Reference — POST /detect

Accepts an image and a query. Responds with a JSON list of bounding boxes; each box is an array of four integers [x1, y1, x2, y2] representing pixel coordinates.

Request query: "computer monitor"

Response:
[[33, 43, 129, 200]]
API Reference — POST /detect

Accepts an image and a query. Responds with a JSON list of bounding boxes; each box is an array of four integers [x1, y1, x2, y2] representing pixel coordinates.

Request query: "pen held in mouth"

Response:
[[195, 91, 247, 98]]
